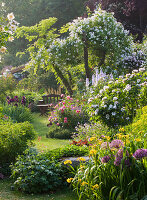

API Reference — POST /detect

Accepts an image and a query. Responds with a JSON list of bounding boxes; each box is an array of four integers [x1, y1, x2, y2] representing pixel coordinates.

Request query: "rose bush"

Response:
[[47, 95, 89, 139]]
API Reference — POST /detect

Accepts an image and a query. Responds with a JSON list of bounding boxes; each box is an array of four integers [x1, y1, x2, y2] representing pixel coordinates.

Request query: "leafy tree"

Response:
[[84, 0, 147, 41], [0, 0, 87, 68]]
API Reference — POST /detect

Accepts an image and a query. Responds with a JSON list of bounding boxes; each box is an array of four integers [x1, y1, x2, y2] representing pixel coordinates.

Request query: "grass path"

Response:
[[32, 113, 71, 150]]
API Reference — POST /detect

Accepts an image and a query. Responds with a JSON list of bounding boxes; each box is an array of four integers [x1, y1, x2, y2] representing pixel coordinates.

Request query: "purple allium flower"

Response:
[[6, 96, 10, 100], [10, 98, 15, 103], [8, 100, 11, 104], [133, 149, 147, 160], [14, 96, 19, 102], [114, 149, 130, 166], [109, 140, 124, 149], [101, 155, 111, 163], [14, 103, 18, 107], [21, 96, 26, 105]]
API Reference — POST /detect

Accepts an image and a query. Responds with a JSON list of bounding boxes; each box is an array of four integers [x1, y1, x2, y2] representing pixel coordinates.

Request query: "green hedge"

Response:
[[0, 121, 36, 165]]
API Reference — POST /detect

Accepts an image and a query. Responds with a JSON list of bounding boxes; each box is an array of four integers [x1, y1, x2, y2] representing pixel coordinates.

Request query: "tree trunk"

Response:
[[53, 65, 73, 96], [83, 31, 91, 80]]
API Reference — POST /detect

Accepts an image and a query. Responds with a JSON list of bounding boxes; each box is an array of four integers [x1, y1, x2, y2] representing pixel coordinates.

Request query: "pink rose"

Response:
[[76, 110, 81, 113], [66, 96, 70, 100]]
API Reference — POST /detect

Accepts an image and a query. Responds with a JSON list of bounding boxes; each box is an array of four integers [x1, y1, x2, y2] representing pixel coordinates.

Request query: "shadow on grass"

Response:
[[0, 179, 78, 200]]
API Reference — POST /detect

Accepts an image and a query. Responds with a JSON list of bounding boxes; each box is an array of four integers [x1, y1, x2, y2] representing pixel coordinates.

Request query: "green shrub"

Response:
[[10, 144, 88, 193], [11, 149, 65, 194], [47, 124, 74, 139], [0, 121, 36, 164], [0, 75, 16, 103], [72, 122, 115, 141], [43, 144, 89, 160], [87, 69, 147, 128], [2, 104, 33, 123]]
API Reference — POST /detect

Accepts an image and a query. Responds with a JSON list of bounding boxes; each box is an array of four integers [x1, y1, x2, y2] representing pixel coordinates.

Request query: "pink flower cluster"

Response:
[[101, 140, 124, 149]]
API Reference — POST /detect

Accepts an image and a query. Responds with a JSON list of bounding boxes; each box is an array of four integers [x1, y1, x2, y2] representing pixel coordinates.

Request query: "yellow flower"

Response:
[[77, 157, 86, 162], [98, 140, 103, 145], [89, 149, 97, 155], [126, 139, 130, 144], [105, 136, 111, 141], [78, 179, 82, 182], [90, 137, 96, 141], [119, 128, 125, 132], [67, 178, 73, 183], [116, 133, 122, 139], [135, 138, 141, 142], [64, 160, 72, 165], [92, 184, 99, 190], [81, 181, 88, 186]]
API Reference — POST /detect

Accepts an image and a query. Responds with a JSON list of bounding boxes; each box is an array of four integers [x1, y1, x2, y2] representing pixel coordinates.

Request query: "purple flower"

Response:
[[133, 149, 147, 160], [101, 155, 111, 163], [10, 98, 15, 103], [21, 96, 26, 105], [114, 149, 130, 166], [109, 140, 124, 149], [14, 96, 19, 102], [6, 96, 10, 100]]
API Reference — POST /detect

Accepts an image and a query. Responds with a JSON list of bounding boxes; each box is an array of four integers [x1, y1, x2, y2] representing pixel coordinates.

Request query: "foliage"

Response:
[[0, 75, 16, 103], [14, 9, 135, 95], [70, 132, 147, 200], [124, 106, 147, 148], [11, 148, 64, 194], [0, 121, 36, 165], [17, 69, 59, 94], [47, 124, 74, 139], [47, 95, 89, 138], [0, 0, 86, 68], [85, 0, 147, 41], [43, 144, 89, 160], [2, 102, 33, 123], [66, 8, 134, 76], [120, 48, 146, 73], [87, 68, 147, 128], [0, 179, 78, 200], [12, 89, 42, 112], [72, 122, 114, 142]]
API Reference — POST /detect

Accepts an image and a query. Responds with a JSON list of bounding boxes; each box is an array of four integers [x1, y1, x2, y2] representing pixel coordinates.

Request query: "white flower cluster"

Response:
[[68, 8, 134, 74], [0, 12, 18, 56], [87, 67, 146, 127]]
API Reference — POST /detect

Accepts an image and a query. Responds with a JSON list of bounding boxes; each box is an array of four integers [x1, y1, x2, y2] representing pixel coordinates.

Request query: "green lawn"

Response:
[[32, 113, 71, 150], [0, 179, 78, 200]]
